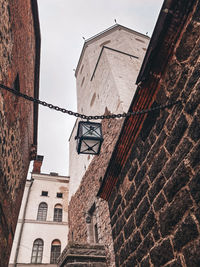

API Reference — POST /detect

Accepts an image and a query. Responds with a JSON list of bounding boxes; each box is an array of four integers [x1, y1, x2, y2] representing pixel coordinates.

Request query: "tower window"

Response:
[[37, 202, 48, 221], [41, 191, 48, 196], [56, 193, 63, 198], [50, 240, 61, 263], [31, 239, 43, 263], [53, 204, 63, 222]]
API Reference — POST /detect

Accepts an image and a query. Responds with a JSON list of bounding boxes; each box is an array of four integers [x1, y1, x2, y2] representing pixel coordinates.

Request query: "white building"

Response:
[[69, 24, 150, 199], [9, 156, 69, 267]]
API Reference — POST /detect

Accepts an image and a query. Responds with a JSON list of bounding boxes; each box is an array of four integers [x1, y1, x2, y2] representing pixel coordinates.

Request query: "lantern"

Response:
[[75, 121, 104, 155]]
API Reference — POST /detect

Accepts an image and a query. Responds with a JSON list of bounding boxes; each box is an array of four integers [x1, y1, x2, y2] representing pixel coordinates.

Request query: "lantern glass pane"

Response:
[[80, 139, 101, 154], [81, 123, 101, 138]]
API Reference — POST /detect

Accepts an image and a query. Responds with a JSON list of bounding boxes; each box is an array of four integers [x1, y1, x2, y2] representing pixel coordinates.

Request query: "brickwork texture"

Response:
[[0, 0, 40, 266], [107, 1, 200, 266]]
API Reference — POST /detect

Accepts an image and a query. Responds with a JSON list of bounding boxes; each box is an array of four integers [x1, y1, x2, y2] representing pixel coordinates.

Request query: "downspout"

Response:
[[14, 178, 34, 267]]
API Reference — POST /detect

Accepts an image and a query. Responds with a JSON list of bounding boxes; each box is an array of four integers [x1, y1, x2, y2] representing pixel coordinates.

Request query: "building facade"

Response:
[[9, 157, 69, 267], [65, 25, 149, 267], [0, 0, 40, 266]]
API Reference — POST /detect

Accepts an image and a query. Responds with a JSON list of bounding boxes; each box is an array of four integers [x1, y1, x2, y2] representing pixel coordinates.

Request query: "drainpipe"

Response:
[[13, 178, 34, 267]]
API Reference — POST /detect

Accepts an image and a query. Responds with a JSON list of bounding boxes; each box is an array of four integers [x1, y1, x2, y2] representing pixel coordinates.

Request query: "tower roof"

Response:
[[75, 24, 150, 77]]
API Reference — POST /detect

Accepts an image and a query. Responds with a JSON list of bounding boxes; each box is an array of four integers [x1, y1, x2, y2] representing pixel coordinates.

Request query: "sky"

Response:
[[35, 0, 163, 176]]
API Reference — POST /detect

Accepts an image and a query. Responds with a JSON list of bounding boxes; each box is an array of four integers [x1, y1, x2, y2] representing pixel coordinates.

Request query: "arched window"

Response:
[[37, 202, 47, 221], [50, 239, 61, 263], [53, 204, 62, 222], [31, 239, 43, 263]]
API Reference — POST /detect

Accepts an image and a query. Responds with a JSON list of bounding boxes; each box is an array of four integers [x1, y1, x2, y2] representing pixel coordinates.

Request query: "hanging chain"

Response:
[[0, 83, 180, 120]]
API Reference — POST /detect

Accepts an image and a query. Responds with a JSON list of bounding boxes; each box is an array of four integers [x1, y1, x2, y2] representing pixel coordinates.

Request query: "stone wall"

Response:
[[0, 0, 40, 266], [68, 116, 124, 267], [58, 243, 107, 267], [107, 2, 200, 266]]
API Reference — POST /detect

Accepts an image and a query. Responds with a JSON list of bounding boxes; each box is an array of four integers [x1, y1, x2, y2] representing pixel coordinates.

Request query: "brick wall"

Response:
[[0, 0, 40, 266], [108, 2, 200, 266], [68, 117, 124, 267]]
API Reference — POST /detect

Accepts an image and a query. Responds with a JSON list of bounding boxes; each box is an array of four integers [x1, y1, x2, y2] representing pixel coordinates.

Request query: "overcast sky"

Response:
[[35, 0, 163, 176]]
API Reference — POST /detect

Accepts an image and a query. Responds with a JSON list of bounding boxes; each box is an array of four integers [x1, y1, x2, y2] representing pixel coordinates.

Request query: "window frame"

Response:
[[37, 202, 48, 221], [31, 238, 44, 264], [53, 204, 63, 222], [50, 240, 61, 264]]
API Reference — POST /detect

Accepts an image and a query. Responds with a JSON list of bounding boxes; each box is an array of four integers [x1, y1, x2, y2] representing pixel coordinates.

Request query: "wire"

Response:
[[0, 83, 180, 120]]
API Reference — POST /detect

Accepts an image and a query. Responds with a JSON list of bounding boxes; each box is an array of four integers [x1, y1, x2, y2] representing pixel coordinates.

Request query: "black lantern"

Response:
[[75, 121, 104, 155]]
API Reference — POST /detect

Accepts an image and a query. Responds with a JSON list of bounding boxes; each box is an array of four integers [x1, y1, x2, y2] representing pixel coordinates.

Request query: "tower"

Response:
[[69, 24, 150, 198]]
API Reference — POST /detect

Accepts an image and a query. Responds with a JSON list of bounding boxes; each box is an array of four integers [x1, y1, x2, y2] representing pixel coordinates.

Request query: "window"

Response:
[[86, 203, 99, 243], [41, 191, 48, 196], [53, 204, 62, 222], [50, 240, 61, 263], [56, 192, 63, 198], [13, 73, 20, 92], [31, 239, 43, 263], [37, 202, 48, 221]]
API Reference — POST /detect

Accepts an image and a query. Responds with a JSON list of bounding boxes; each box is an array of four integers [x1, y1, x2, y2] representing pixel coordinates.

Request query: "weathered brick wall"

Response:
[[0, 0, 39, 266], [108, 3, 200, 266], [68, 117, 124, 267]]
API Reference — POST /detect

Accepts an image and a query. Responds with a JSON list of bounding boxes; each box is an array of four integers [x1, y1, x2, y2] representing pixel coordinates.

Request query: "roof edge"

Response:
[[75, 24, 150, 77], [31, 0, 41, 146]]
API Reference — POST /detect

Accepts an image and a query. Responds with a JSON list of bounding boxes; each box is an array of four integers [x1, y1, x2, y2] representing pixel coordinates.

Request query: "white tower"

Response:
[[69, 24, 149, 198]]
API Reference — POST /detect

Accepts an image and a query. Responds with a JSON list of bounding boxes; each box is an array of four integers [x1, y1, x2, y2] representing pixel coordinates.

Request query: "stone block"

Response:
[[155, 110, 169, 135], [135, 197, 150, 227], [189, 170, 200, 204], [176, 21, 200, 62], [166, 62, 182, 89], [159, 189, 193, 237], [57, 243, 107, 267], [148, 174, 165, 203], [187, 142, 200, 169], [164, 162, 190, 202], [173, 215, 199, 251], [188, 113, 200, 142], [183, 239, 200, 267], [128, 161, 138, 181], [114, 233, 124, 253], [136, 233, 154, 262], [148, 148, 167, 182], [163, 137, 192, 179], [152, 223, 160, 241], [153, 192, 166, 212], [141, 255, 151, 267], [164, 258, 182, 267], [124, 183, 136, 204], [147, 130, 167, 163], [141, 209, 156, 237], [134, 164, 147, 188], [124, 214, 135, 240], [129, 230, 142, 253], [124, 200, 135, 220], [114, 215, 126, 238], [132, 181, 149, 209], [184, 87, 200, 115], [150, 238, 174, 267], [165, 114, 188, 155]]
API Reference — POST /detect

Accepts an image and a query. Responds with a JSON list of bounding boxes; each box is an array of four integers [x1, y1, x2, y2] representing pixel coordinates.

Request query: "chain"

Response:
[[0, 83, 181, 120]]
